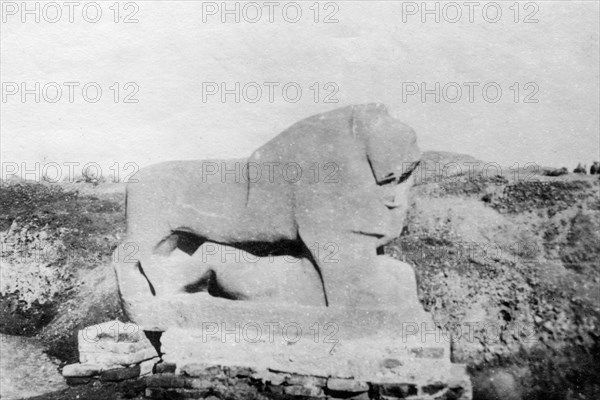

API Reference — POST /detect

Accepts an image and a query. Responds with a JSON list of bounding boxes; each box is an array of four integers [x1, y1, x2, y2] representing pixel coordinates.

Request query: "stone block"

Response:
[[185, 378, 215, 390], [287, 374, 326, 387], [77, 320, 158, 369], [422, 381, 447, 395], [79, 320, 146, 343], [156, 295, 452, 383], [179, 363, 227, 379], [225, 365, 255, 378], [410, 347, 445, 359], [253, 370, 288, 385], [145, 388, 207, 399], [376, 383, 418, 398], [100, 365, 141, 382], [155, 361, 177, 374], [327, 378, 369, 393], [65, 376, 93, 386], [116, 378, 147, 398], [140, 357, 160, 376], [79, 338, 151, 355], [283, 384, 324, 397], [146, 373, 187, 388], [62, 363, 103, 377], [80, 347, 158, 366]]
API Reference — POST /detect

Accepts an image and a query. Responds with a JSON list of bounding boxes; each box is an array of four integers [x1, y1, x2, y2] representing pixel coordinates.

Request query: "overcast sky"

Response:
[[1, 1, 599, 178]]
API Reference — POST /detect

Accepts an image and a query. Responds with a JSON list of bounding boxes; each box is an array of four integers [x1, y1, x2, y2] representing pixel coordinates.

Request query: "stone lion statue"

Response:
[[114, 104, 421, 324]]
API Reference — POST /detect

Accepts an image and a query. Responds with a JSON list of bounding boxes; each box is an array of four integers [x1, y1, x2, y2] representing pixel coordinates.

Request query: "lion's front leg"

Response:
[[298, 228, 419, 310]]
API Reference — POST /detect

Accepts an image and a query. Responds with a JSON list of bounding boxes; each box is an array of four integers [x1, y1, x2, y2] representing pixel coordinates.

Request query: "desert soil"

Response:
[[0, 334, 67, 399]]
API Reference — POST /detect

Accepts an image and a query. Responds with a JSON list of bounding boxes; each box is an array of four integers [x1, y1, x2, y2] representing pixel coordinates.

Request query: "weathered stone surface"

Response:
[[79, 338, 150, 354], [286, 374, 326, 387], [65, 376, 93, 386], [283, 384, 324, 397], [447, 364, 472, 400], [145, 387, 208, 399], [80, 347, 158, 366], [78, 320, 146, 343], [268, 384, 285, 395], [381, 358, 403, 369], [108, 104, 471, 399], [139, 357, 159, 376], [422, 381, 447, 395], [146, 373, 187, 388], [186, 378, 215, 390], [77, 319, 159, 369], [410, 347, 445, 359], [327, 378, 369, 393], [179, 363, 227, 379], [100, 365, 140, 382], [159, 302, 450, 382], [376, 382, 418, 398], [147, 297, 470, 398], [115, 104, 422, 326], [62, 363, 103, 377], [340, 393, 370, 400], [225, 365, 255, 378], [116, 378, 147, 398], [154, 361, 177, 374], [253, 370, 288, 385], [139, 363, 471, 399]]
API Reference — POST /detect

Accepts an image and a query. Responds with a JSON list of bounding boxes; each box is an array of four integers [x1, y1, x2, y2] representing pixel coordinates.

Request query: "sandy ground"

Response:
[[0, 334, 67, 400]]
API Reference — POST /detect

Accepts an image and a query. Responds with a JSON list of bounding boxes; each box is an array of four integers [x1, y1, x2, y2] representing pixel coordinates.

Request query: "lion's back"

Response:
[[125, 159, 249, 239]]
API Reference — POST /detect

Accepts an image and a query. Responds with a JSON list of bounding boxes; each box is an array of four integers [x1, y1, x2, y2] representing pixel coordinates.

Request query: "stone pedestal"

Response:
[[138, 293, 472, 399], [62, 299, 471, 398]]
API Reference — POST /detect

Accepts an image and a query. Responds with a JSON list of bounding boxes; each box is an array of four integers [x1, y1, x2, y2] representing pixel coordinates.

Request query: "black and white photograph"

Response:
[[0, 1, 599, 399]]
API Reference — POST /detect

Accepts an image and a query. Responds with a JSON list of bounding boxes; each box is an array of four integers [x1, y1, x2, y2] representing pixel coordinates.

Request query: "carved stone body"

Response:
[[114, 103, 422, 327]]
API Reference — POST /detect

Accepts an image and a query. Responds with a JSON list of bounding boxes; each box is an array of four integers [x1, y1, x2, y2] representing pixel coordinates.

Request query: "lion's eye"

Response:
[[379, 174, 397, 185], [396, 160, 421, 184], [379, 160, 421, 185], [396, 170, 412, 184]]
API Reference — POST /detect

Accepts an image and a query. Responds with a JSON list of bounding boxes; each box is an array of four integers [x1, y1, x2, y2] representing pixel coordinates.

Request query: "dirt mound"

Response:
[[490, 180, 595, 215], [388, 171, 600, 399], [0, 334, 67, 399], [421, 150, 485, 167], [0, 182, 126, 362]]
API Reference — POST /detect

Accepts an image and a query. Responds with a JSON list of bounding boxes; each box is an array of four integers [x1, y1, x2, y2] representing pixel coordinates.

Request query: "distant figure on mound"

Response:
[[114, 104, 423, 328], [590, 162, 600, 175], [574, 163, 587, 174], [545, 167, 568, 177]]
